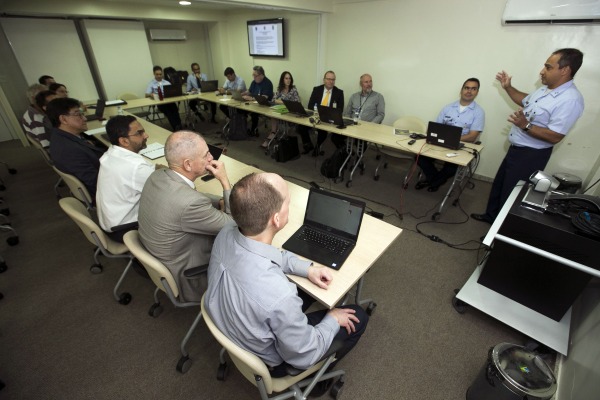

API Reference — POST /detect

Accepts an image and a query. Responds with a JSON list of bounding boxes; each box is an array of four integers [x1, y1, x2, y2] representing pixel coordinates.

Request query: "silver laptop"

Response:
[[282, 188, 365, 270]]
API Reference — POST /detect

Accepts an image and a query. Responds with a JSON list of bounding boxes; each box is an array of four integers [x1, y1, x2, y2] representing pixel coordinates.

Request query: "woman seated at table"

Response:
[[262, 71, 300, 148]]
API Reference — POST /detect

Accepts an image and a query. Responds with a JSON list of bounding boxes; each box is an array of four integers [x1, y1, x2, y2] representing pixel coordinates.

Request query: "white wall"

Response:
[[325, 0, 600, 185]]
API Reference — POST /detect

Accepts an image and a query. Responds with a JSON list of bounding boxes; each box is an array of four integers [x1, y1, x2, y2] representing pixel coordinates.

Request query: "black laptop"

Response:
[[426, 121, 464, 150], [200, 80, 218, 92], [255, 95, 273, 106], [163, 84, 183, 98], [317, 105, 354, 128], [282, 188, 366, 270], [200, 144, 226, 181], [282, 99, 313, 117], [86, 100, 105, 121]]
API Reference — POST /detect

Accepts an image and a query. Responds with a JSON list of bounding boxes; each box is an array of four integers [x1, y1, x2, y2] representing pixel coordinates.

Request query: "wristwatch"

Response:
[[523, 122, 532, 132]]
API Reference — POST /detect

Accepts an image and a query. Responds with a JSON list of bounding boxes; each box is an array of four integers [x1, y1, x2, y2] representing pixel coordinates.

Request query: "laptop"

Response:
[[230, 90, 245, 101], [282, 188, 366, 270], [200, 144, 226, 181], [317, 105, 354, 128], [426, 121, 464, 150], [255, 95, 273, 106], [282, 99, 313, 117], [163, 84, 183, 98], [86, 100, 105, 121], [199, 80, 218, 92]]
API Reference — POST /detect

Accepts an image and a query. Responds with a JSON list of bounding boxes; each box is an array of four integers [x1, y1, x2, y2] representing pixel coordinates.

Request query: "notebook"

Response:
[[200, 80, 218, 92], [86, 100, 105, 121], [163, 84, 183, 98], [282, 188, 366, 270], [139, 142, 165, 160], [282, 99, 313, 117], [426, 121, 464, 150], [255, 95, 273, 106], [317, 105, 354, 128]]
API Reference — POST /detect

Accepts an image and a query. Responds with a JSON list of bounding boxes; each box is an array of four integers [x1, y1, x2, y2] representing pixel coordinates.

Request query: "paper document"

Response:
[[86, 127, 107, 136], [105, 99, 127, 106], [139, 142, 165, 160]]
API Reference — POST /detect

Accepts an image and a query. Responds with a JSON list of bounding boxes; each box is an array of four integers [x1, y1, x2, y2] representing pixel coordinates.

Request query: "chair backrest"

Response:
[[52, 166, 94, 210], [58, 197, 113, 251], [123, 230, 180, 298], [26, 134, 53, 167], [393, 116, 427, 133], [118, 92, 140, 101], [200, 295, 275, 392]]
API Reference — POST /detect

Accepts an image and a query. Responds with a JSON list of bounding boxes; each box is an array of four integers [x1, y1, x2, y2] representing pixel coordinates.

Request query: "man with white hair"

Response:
[[138, 130, 233, 302], [344, 74, 385, 124]]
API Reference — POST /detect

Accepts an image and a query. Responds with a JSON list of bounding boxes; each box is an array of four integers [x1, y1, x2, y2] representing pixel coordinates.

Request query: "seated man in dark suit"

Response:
[[47, 97, 107, 198], [138, 131, 234, 302], [298, 71, 344, 156]]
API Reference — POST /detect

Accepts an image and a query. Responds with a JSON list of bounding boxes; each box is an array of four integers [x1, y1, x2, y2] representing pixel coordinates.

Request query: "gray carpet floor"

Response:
[[0, 117, 531, 399]]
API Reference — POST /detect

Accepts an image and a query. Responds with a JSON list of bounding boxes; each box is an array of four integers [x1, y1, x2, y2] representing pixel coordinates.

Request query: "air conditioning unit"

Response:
[[503, 0, 600, 24], [149, 29, 187, 41]]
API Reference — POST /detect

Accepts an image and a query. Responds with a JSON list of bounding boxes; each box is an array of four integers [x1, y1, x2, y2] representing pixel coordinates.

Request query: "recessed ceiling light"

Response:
[[179, 1, 191, 5]]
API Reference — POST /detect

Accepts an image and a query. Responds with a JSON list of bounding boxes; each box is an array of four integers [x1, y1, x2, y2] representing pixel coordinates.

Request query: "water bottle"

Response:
[[117, 106, 123, 116], [313, 103, 318, 115], [157, 85, 164, 101], [353, 109, 359, 125]]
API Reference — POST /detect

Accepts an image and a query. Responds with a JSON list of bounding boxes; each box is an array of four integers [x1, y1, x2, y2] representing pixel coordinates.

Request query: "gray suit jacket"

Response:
[[138, 168, 233, 302]]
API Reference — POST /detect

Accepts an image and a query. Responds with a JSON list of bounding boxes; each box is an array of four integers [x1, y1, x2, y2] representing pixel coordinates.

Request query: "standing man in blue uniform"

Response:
[[472, 48, 584, 224]]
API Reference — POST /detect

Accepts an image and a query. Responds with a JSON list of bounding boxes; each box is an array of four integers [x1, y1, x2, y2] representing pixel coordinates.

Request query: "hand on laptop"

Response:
[[307, 265, 333, 289]]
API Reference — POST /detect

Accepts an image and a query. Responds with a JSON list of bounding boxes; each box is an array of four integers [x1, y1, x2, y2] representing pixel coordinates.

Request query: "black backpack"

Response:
[[320, 147, 346, 179]]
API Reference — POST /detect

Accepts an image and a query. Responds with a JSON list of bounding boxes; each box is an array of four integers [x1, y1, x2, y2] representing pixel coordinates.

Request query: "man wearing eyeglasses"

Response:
[[242, 66, 274, 136], [415, 78, 485, 193], [138, 131, 234, 302], [298, 71, 345, 156], [47, 97, 107, 198], [96, 115, 159, 242]]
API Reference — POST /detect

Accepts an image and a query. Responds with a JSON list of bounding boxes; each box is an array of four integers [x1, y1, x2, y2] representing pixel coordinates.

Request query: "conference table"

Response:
[[87, 109, 402, 310], [113, 92, 483, 220]]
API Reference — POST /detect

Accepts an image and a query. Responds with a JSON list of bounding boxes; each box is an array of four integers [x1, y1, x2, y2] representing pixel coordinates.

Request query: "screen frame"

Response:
[[247, 18, 285, 58]]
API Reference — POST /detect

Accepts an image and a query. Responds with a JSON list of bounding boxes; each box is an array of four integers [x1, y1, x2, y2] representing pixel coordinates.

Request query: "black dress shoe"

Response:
[[308, 378, 334, 398], [302, 145, 315, 155], [471, 213, 492, 224], [415, 181, 430, 190], [427, 185, 439, 192], [195, 112, 205, 122]]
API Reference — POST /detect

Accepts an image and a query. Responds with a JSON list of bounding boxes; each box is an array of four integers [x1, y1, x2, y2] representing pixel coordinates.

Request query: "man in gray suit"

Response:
[[138, 131, 233, 302]]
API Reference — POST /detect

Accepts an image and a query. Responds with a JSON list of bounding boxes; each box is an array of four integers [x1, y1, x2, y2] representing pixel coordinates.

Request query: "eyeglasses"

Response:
[[325, 77, 336, 81], [127, 130, 146, 137], [65, 110, 86, 118]]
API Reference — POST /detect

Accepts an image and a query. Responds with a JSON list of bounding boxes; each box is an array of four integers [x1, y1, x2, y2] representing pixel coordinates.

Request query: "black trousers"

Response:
[[189, 99, 217, 120], [269, 289, 369, 378], [157, 103, 182, 131], [483, 145, 553, 220], [417, 156, 458, 187], [298, 126, 345, 150]]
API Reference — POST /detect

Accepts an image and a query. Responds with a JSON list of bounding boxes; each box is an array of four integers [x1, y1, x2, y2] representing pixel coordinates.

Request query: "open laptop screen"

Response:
[[305, 190, 364, 238]]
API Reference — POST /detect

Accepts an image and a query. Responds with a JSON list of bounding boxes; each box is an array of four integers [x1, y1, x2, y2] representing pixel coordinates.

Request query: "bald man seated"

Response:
[[205, 172, 368, 396], [138, 131, 233, 302]]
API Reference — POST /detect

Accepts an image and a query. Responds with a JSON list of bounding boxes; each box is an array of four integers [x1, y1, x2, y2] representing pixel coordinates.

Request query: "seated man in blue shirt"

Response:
[[242, 65, 273, 136], [416, 78, 485, 192], [186, 62, 217, 123], [205, 172, 368, 395], [145, 65, 182, 131]]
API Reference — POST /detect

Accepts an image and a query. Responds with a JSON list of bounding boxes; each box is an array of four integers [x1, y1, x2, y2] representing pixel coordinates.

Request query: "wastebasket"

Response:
[[553, 172, 582, 194], [466, 343, 556, 400]]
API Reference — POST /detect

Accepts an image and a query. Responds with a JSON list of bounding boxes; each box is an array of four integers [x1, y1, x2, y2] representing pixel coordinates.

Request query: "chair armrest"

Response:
[[284, 338, 345, 377], [183, 264, 208, 278]]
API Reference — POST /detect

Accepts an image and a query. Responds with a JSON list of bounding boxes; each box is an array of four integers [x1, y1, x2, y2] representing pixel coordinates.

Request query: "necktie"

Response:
[[321, 90, 330, 106]]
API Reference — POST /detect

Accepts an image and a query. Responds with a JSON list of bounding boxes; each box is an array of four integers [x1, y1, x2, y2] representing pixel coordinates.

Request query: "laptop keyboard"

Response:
[[298, 227, 351, 254]]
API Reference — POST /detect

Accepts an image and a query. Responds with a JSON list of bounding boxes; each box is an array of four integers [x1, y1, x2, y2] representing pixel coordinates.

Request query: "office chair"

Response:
[[201, 295, 346, 400], [374, 116, 426, 182], [58, 197, 133, 305], [118, 93, 151, 121], [26, 135, 63, 197], [52, 167, 94, 212], [123, 230, 206, 374]]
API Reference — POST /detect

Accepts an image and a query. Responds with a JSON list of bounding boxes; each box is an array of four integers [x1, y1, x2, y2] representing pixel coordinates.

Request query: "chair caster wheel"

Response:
[[118, 292, 132, 305], [346, 180, 352, 188], [452, 199, 459, 207], [177, 356, 192, 374], [148, 303, 163, 318], [6, 236, 19, 246], [0, 262, 7, 273], [383, 163, 388, 169], [0, 185, 5, 191], [431, 212, 440, 221], [217, 362, 227, 381], [375, 155, 381, 160], [374, 175, 380, 181], [0, 208, 9, 216], [330, 378, 345, 399], [366, 302, 377, 316], [8, 168, 17, 175], [452, 289, 467, 314], [90, 264, 103, 274]]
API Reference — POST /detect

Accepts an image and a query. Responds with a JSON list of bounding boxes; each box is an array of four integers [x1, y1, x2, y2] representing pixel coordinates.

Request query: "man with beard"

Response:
[[96, 115, 158, 242], [344, 73, 385, 124]]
